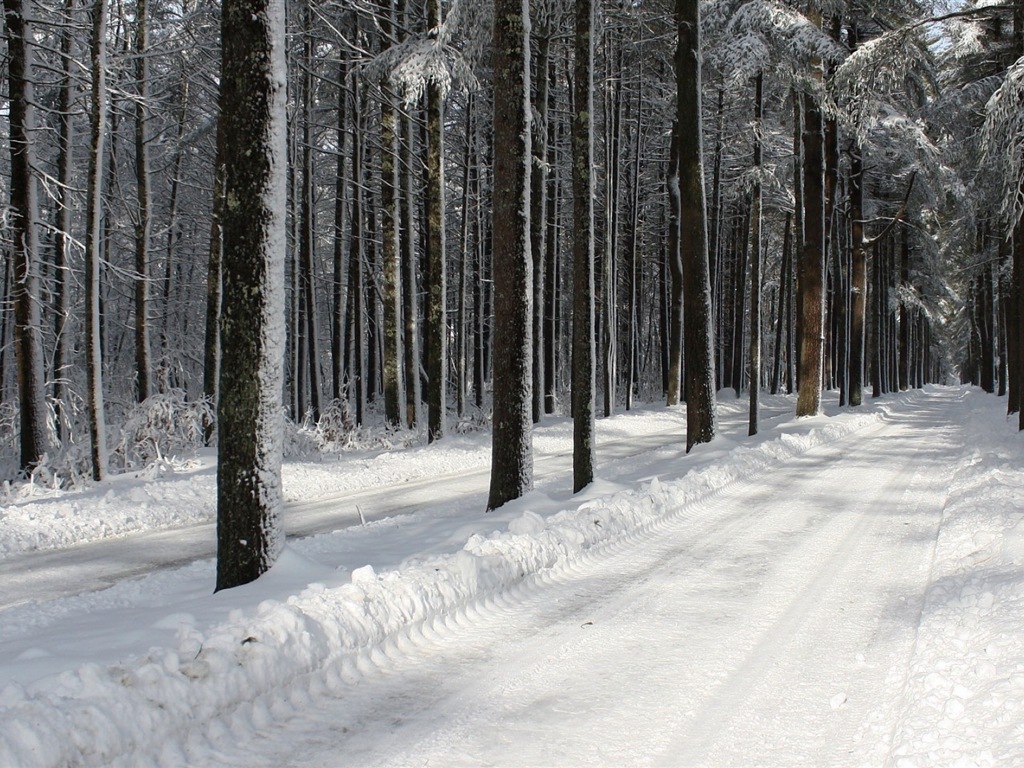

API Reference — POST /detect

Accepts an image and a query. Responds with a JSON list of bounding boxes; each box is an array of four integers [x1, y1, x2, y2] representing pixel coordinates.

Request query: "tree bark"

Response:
[[748, 72, 763, 436], [4, 0, 51, 471], [134, 0, 152, 402], [676, 0, 717, 451], [216, 0, 288, 591], [796, 33, 826, 418], [572, 0, 596, 492], [487, 0, 534, 510], [425, 0, 447, 442], [85, 0, 109, 480]]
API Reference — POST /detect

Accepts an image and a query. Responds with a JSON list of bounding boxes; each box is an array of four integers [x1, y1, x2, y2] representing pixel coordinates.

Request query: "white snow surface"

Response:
[[1, 386, 1023, 767]]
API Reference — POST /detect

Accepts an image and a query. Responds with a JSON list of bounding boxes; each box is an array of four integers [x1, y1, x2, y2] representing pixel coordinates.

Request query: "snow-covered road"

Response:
[[5, 387, 1024, 768], [204, 393, 961, 767]]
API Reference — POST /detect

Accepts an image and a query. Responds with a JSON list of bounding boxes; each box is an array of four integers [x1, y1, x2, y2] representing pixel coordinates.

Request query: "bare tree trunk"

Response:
[[666, 125, 683, 407], [849, 143, 867, 406], [216, 0, 288, 591], [487, 0, 533, 510], [85, 0, 110, 480], [796, 27, 825, 418], [531, 29, 551, 424], [203, 115, 227, 443], [5, 0, 51, 471], [134, 0, 152, 402], [771, 212, 791, 395], [300, 1, 321, 421], [53, 0, 78, 443], [425, 0, 447, 442], [676, 0, 716, 451], [748, 72, 763, 436], [572, 0, 596, 492], [332, 54, 349, 403]]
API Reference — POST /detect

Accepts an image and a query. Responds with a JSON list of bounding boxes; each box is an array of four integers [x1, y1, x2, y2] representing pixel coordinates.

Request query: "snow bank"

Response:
[[0, 398, 899, 767], [889, 389, 1024, 768]]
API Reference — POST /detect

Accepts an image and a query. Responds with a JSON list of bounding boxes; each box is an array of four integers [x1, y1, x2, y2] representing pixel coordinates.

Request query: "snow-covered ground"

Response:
[[0, 386, 1022, 767]]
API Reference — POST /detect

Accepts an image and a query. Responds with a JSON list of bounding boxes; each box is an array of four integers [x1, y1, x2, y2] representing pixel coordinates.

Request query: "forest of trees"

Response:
[[4, 0, 1024, 584]]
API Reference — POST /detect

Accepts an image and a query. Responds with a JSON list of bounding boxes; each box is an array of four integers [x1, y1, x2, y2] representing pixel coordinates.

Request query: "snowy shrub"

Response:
[[454, 408, 490, 435], [315, 398, 355, 447], [110, 389, 213, 471]]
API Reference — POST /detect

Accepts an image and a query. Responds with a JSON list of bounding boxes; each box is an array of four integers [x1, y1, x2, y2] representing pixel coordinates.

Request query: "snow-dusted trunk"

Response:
[[300, 2, 321, 422], [85, 0, 109, 481], [401, 100, 422, 428], [5, 0, 51, 471], [425, 0, 447, 443], [771, 213, 792, 395], [676, 0, 716, 452], [848, 144, 867, 407], [380, 0, 403, 428], [796, 25, 825, 418], [601, 41, 622, 419], [53, 0, 77, 443], [572, 0, 596, 493], [349, 80, 367, 424], [134, 0, 152, 403], [487, 0, 533, 511], [666, 127, 683, 407], [748, 72, 763, 437], [332, 55, 349, 404], [215, 0, 287, 591], [203, 115, 226, 442], [530, 29, 551, 425]]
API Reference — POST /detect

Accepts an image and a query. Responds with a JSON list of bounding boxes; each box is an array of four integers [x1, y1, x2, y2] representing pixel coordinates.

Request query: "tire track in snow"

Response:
[[205, 391, 964, 768]]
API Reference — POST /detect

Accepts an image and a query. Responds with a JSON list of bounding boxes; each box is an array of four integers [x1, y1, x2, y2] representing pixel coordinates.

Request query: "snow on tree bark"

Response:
[[572, 0, 596, 493], [4, 0, 51, 472], [426, 0, 447, 444], [487, 0, 534, 511], [134, 0, 152, 403], [216, 0, 287, 591], [86, 0, 109, 481]]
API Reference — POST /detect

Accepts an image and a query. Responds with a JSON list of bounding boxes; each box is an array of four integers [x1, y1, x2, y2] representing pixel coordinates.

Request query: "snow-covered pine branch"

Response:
[[980, 56, 1024, 231]]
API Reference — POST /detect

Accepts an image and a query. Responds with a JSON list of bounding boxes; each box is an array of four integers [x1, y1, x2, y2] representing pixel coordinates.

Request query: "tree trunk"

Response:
[[53, 0, 78, 443], [531, 30, 551, 424], [748, 73, 763, 436], [203, 114, 227, 443], [134, 0, 152, 403], [5, 0, 51, 471], [849, 143, 867, 406], [332, 55, 349, 404], [796, 36, 825, 418], [676, 0, 716, 451], [572, 0, 596, 492], [300, 2, 321, 421], [666, 125, 683, 408], [425, 0, 447, 442], [216, 0, 288, 591], [85, 0, 109, 480], [487, 0, 533, 510]]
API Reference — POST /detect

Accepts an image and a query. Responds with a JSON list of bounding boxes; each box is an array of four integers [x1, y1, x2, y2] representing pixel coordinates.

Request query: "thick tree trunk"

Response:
[[572, 0, 596, 492], [676, 0, 716, 451], [216, 0, 288, 591], [5, 0, 51, 471], [487, 0, 533, 510]]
